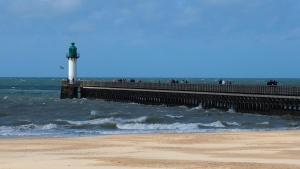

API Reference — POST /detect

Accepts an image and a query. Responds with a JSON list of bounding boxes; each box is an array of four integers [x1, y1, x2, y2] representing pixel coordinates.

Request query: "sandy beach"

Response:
[[0, 131, 300, 169]]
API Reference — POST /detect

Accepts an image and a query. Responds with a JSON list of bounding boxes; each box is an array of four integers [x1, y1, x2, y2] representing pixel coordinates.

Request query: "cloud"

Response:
[[68, 21, 95, 33], [7, 0, 82, 18], [174, 6, 201, 26], [282, 28, 300, 41]]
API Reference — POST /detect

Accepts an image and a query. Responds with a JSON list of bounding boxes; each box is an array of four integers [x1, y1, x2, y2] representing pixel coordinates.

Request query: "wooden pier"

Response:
[[61, 80, 300, 116]]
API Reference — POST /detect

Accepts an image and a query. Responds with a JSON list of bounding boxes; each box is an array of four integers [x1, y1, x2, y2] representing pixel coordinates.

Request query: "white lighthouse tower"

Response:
[[67, 42, 79, 84]]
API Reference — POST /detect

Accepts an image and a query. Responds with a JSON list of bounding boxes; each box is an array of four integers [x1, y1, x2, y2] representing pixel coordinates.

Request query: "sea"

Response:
[[1, 77, 300, 137]]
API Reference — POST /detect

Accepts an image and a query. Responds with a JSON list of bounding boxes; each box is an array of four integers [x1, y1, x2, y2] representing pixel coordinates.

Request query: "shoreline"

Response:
[[1, 127, 300, 139], [1, 130, 300, 169]]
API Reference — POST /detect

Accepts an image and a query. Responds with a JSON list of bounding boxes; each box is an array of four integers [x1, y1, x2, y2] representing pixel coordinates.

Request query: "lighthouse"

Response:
[[67, 42, 79, 84]]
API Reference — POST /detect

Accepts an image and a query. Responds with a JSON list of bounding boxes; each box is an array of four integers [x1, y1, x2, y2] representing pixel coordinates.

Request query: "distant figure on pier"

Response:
[[218, 80, 232, 85], [180, 80, 189, 84], [219, 80, 226, 85], [267, 80, 278, 86], [117, 79, 129, 83], [170, 80, 179, 84]]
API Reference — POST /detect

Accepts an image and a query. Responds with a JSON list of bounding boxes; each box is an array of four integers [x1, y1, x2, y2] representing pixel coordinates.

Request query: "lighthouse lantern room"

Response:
[[66, 42, 79, 84]]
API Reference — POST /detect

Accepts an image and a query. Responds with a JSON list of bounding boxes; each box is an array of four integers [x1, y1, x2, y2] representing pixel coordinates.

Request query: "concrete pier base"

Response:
[[60, 85, 79, 99]]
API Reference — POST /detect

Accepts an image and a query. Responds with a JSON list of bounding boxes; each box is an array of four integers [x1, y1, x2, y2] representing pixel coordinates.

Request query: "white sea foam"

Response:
[[117, 122, 200, 131], [129, 102, 138, 105], [125, 116, 148, 123], [3, 96, 8, 100], [198, 121, 225, 128], [257, 121, 270, 125], [227, 108, 236, 113], [17, 123, 58, 130], [188, 104, 203, 111], [165, 114, 184, 119], [63, 116, 148, 126], [90, 110, 98, 116], [40, 123, 57, 130], [0, 123, 58, 136], [224, 121, 240, 126], [117, 121, 227, 131], [64, 118, 115, 125], [178, 105, 188, 109], [0, 126, 14, 134]]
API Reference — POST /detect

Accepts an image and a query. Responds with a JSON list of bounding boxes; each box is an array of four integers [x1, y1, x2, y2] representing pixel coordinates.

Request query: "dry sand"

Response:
[[1, 131, 300, 169]]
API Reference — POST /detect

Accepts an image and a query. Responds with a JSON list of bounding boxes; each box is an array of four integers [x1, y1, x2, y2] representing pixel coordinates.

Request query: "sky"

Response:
[[0, 0, 300, 78]]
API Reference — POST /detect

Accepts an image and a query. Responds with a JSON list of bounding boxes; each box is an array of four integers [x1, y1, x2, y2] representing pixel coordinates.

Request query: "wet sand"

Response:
[[1, 131, 300, 169]]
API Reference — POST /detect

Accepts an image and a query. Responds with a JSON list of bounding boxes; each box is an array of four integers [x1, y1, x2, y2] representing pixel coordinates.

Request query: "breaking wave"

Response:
[[223, 121, 240, 126], [0, 123, 58, 136], [59, 116, 148, 126], [116, 121, 239, 130]]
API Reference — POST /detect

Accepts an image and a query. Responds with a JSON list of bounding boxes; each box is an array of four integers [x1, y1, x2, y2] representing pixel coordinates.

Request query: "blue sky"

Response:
[[0, 0, 300, 78]]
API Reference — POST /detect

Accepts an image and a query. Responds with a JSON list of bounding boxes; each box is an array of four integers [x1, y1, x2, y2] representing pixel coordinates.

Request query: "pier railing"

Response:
[[62, 80, 300, 96]]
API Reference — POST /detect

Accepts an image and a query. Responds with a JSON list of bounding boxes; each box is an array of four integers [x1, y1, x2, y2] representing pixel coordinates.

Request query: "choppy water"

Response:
[[1, 77, 300, 137]]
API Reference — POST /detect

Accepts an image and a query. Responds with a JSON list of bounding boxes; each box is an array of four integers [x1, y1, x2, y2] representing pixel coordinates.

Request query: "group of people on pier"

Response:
[[113, 78, 279, 86]]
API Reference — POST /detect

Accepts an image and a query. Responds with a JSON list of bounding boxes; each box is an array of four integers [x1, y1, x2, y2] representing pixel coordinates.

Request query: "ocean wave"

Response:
[[288, 122, 300, 127], [0, 89, 58, 92], [0, 112, 10, 117], [0, 124, 59, 137], [68, 123, 118, 130], [17, 123, 57, 130], [89, 110, 128, 118]]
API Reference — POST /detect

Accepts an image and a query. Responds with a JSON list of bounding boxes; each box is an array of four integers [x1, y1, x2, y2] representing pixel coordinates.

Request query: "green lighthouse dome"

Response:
[[67, 42, 79, 58]]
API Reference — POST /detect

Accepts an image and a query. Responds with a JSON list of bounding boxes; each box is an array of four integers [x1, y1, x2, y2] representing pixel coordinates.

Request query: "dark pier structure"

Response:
[[61, 80, 300, 116]]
